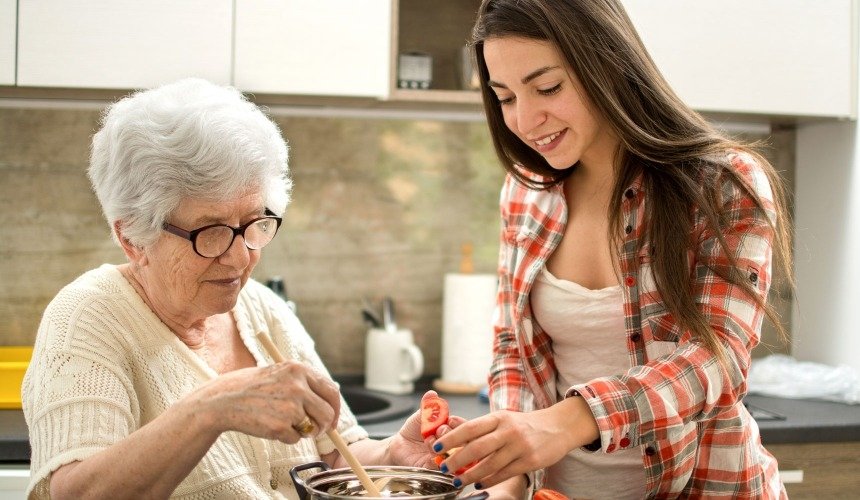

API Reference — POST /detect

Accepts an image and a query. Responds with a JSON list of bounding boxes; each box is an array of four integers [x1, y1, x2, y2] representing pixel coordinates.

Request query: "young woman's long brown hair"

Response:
[[471, 0, 794, 361]]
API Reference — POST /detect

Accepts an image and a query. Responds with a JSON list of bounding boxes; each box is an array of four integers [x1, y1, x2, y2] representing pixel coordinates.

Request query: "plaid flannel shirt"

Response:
[[489, 152, 786, 498]]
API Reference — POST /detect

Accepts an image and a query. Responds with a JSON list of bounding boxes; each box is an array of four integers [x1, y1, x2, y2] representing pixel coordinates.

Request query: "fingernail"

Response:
[[453, 478, 462, 488], [475, 483, 483, 490], [440, 464, 448, 474], [433, 443, 443, 452]]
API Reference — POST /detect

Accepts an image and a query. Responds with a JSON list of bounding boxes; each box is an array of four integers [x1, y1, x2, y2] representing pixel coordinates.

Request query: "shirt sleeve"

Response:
[[571, 153, 776, 450], [22, 292, 138, 499]]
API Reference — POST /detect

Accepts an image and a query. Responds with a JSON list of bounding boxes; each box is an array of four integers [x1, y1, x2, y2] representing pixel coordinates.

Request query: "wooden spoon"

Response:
[[256, 331, 382, 497]]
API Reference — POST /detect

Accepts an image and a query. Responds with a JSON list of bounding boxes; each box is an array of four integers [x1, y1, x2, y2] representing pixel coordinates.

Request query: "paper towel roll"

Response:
[[439, 273, 497, 389]]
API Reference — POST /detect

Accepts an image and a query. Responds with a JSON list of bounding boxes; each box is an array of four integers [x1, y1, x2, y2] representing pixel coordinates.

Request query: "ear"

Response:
[[114, 220, 148, 266]]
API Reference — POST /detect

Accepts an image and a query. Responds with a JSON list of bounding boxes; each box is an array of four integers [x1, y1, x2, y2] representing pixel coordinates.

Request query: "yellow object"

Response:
[[0, 346, 32, 409]]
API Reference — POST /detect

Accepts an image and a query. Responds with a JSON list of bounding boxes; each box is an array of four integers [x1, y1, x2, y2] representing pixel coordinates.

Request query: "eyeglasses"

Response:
[[162, 212, 283, 258]]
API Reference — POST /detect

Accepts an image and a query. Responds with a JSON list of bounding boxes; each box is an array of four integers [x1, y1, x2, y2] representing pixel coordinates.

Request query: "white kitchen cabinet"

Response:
[[234, 0, 391, 97], [622, 0, 857, 118], [0, 466, 28, 500], [0, 0, 15, 85], [17, 0, 232, 89]]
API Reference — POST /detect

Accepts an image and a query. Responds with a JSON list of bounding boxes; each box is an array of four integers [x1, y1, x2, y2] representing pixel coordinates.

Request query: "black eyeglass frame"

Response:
[[161, 210, 283, 258]]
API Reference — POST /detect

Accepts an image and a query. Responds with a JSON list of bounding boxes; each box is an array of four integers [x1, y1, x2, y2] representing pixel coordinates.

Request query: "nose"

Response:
[[217, 233, 252, 268], [514, 95, 546, 136]]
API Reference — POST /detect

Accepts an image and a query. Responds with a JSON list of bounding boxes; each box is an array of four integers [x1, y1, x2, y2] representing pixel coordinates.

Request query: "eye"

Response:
[[495, 93, 514, 106], [538, 83, 562, 96]]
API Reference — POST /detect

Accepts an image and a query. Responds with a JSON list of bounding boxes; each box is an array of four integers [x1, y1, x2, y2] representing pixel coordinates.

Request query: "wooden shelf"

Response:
[[388, 88, 481, 105], [389, 0, 483, 109]]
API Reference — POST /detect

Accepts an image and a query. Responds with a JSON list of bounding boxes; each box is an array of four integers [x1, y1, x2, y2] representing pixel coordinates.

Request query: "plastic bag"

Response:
[[747, 354, 860, 405]]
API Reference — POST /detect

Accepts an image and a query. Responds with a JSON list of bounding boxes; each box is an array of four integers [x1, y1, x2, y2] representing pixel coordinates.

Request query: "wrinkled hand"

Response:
[[386, 391, 466, 469], [433, 397, 595, 488], [195, 361, 341, 444]]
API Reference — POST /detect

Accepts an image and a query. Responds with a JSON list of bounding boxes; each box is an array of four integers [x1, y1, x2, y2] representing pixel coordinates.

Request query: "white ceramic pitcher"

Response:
[[364, 328, 424, 395]]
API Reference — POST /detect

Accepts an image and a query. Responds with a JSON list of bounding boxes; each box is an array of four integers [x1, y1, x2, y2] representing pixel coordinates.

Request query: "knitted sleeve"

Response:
[[22, 273, 139, 499]]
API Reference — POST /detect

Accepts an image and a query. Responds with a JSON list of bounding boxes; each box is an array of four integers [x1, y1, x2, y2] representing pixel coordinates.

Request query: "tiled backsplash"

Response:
[[0, 107, 793, 374]]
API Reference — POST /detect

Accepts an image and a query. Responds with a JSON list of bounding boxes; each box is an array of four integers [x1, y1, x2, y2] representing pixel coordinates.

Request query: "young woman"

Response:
[[433, 0, 793, 498]]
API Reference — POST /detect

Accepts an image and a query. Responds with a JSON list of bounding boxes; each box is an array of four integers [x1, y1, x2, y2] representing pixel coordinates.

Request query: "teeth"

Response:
[[535, 132, 560, 146]]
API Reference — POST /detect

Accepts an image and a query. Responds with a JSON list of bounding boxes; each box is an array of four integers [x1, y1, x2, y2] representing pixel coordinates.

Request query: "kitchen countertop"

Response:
[[3, 391, 859, 463], [362, 390, 860, 444]]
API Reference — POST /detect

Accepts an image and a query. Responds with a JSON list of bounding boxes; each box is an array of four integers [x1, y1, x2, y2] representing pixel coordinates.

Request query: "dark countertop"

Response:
[[4, 392, 859, 463], [362, 391, 860, 445]]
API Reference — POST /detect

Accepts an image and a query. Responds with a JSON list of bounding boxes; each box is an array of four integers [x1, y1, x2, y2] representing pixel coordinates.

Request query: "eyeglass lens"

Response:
[[195, 218, 279, 257]]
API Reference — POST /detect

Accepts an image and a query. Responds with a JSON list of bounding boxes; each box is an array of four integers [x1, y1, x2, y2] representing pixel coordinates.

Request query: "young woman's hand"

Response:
[[433, 396, 598, 488]]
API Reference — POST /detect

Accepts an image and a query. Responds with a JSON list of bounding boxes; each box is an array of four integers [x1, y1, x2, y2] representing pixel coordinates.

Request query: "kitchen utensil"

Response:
[[361, 298, 383, 329], [290, 462, 490, 500], [365, 327, 424, 395], [266, 276, 297, 313], [382, 296, 397, 334], [256, 332, 381, 497]]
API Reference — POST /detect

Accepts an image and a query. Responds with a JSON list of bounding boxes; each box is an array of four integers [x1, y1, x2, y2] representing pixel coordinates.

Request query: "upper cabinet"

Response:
[[17, 0, 232, 89], [622, 0, 857, 118], [234, 0, 391, 97], [0, 0, 15, 85], [5, 0, 857, 118], [389, 0, 857, 118]]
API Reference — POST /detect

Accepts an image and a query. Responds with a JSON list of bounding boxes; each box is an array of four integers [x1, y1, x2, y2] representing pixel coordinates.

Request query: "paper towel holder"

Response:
[[433, 252, 496, 395], [459, 242, 474, 274]]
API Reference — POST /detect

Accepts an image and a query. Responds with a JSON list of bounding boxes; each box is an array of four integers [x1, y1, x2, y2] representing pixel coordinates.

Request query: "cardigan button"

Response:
[[625, 276, 636, 287], [625, 224, 633, 234], [620, 437, 631, 448], [630, 333, 641, 342], [645, 446, 657, 456], [624, 188, 635, 199]]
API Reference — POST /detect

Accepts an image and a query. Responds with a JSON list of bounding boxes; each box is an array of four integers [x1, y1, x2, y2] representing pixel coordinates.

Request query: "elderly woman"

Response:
[[22, 78, 441, 499]]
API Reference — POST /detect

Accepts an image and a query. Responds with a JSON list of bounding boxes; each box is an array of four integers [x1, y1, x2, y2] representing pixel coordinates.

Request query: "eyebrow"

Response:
[[487, 65, 561, 88], [188, 208, 266, 227]]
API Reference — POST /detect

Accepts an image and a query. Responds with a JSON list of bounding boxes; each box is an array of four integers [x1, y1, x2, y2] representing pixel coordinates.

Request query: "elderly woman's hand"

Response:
[[194, 360, 342, 443], [383, 391, 466, 469]]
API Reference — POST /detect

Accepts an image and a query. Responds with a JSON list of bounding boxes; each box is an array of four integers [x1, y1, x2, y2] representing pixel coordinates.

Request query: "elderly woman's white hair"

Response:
[[88, 78, 291, 248]]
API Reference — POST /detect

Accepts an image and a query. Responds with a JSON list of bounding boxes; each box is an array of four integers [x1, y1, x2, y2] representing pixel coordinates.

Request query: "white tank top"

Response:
[[530, 266, 645, 499]]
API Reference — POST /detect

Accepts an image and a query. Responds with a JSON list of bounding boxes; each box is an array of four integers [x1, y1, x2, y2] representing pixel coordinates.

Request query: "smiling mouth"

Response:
[[533, 130, 565, 148]]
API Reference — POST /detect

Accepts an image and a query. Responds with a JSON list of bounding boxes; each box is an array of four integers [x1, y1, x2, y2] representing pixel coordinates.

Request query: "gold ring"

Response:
[[294, 416, 316, 437]]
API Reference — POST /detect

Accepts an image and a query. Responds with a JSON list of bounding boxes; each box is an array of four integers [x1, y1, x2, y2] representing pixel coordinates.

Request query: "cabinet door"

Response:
[[622, 0, 856, 118], [0, 0, 14, 85], [17, 0, 232, 89], [234, 0, 391, 97]]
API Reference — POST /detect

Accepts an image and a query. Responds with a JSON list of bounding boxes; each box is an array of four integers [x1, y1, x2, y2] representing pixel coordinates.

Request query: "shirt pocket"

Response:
[[501, 218, 542, 275], [643, 310, 682, 361]]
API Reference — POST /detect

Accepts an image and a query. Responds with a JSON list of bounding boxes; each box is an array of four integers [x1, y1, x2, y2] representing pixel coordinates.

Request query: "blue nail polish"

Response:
[[433, 442, 443, 452], [475, 483, 483, 490], [453, 478, 462, 488], [439, 464, 448, 474]]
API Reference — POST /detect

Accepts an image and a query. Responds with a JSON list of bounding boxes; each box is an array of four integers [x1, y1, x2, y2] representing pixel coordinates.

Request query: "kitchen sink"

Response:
[[340, 385, 416, 425]]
